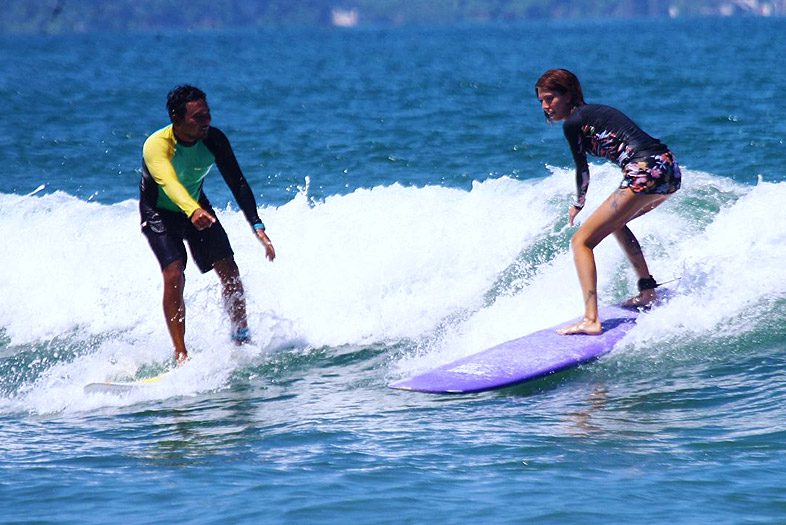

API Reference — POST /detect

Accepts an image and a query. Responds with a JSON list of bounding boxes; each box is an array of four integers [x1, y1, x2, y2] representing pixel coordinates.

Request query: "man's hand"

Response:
[[255, 229, 276, 261], [191, 208, 216, 231]]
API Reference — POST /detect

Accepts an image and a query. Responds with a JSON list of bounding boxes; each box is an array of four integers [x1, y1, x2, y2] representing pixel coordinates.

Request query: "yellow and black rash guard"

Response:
[[139, 125, 263, 228]]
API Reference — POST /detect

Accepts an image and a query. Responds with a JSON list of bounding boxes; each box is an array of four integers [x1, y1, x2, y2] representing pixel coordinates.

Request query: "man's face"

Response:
[[174, 99, 211, 142]]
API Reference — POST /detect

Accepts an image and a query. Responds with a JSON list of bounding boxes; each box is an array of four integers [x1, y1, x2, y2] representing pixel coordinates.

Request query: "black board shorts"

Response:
[[141, 204, 233, 274]]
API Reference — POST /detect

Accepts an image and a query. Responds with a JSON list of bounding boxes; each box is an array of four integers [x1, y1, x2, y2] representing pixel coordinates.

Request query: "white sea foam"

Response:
[[1, 165, 784, 411], [391, 167, 786, 376]]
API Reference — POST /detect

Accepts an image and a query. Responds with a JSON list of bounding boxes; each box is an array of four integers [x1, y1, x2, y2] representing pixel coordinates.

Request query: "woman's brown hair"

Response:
[[535, 69, 586, 108]]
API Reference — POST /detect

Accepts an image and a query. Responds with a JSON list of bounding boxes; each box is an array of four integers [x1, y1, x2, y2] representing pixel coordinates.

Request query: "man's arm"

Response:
[[207, 127, 275, 260], [205, 128, 264, 226], [142, 129, 202, 217]]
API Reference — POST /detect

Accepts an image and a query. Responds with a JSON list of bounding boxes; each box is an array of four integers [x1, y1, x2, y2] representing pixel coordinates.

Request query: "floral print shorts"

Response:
[[620, 151, 682, 195]]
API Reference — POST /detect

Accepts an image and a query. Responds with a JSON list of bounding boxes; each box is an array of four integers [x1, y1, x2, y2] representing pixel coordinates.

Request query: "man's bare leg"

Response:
[[213, 257, 250, 344], [162, 260, 188, 363]]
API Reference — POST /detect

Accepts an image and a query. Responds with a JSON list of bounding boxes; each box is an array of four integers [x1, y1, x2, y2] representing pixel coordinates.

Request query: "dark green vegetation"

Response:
[[2, 0, 782, 34]]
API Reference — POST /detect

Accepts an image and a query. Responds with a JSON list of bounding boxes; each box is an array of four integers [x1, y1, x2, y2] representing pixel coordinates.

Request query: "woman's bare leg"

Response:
[[613, 195, 669, 307], [558, 189, 668, 335]]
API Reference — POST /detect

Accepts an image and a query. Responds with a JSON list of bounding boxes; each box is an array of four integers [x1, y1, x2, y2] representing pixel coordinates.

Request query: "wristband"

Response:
[[253, 222, 266, 231]]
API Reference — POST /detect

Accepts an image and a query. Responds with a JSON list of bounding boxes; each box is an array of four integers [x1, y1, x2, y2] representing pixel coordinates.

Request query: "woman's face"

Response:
[[536, 88, 572, 122]]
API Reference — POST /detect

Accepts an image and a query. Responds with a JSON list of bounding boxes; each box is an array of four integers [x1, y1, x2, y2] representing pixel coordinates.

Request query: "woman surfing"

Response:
[[535, 69, 682, 335]]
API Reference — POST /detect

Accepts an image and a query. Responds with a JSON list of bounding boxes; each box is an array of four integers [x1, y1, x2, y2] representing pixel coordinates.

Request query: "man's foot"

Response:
[[231, 327, 252, 346], [557, 318, 602, 335], [622, 288, 657, 309], [175, 350, 189, 366]]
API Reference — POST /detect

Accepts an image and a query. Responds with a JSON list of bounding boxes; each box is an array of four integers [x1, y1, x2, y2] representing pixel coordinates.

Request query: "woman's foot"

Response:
[[622, 288, 657, 309], [557, 318, 602, 335]]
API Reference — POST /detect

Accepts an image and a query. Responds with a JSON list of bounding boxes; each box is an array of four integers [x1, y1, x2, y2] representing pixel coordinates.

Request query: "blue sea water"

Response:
[[1, 15, 786, 524]]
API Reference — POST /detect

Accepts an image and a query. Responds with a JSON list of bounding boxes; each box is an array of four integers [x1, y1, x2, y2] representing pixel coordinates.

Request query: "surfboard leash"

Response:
[[642, 276, 681, 291], [639, 275, 681, 291]]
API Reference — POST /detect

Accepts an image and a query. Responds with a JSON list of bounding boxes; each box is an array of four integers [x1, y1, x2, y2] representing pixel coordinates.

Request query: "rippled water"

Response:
[[1, 16, 785, 524]]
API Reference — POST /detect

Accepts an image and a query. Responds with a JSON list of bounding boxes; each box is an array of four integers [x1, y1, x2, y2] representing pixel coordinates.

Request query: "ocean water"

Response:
[[2, 16, 786, 524]]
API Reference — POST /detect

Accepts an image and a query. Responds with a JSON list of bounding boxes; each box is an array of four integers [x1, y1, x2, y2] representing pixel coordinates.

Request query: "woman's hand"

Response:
[[568, 205, 582, 226]]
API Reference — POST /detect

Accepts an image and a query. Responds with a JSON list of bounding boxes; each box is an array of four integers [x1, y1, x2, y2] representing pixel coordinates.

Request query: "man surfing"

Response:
[[139, 85, 275, 363]]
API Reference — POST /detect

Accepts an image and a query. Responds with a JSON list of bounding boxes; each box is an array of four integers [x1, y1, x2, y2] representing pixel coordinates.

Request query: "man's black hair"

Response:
[[166, 85, 207, 122]]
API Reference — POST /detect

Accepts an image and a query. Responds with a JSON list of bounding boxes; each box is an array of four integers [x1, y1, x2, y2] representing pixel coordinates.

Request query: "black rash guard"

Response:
[[563, 104, 669, 208]]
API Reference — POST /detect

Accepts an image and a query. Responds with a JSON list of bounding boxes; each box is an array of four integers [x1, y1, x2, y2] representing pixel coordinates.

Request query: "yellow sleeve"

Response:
[[142, 128, 201, 217]]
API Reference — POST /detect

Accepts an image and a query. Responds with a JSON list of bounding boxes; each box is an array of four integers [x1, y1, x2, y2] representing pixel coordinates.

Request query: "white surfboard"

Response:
[[84, 371, 171, 394]]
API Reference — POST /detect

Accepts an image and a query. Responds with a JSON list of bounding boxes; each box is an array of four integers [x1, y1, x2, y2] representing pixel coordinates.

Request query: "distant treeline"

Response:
[[2, 0, 782, 33]]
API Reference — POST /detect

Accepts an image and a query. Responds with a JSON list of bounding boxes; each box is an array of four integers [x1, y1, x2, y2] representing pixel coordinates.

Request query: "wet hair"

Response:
[[166, 85, 207, 123], [534, 69, 586, 108]]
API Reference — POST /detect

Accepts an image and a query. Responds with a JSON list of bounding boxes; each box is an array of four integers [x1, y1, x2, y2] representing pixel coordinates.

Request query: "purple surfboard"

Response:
[[390, 303, 641, 394]]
